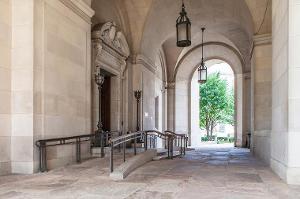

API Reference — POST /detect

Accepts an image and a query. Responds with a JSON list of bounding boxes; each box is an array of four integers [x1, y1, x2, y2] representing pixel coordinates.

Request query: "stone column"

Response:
[[271, 0, 300, 184], [235, 74, 244, 147], [252, 34, 272, 164], [0, 0, 12, 175], [190, 73, 201, 147], [9, 0, 94, 173], [10, 0, 35, 174], [166, 83, 175, 131]]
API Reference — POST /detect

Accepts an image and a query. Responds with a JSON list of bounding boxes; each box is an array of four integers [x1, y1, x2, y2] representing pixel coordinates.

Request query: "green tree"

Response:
[[199, 73, 234, 137]]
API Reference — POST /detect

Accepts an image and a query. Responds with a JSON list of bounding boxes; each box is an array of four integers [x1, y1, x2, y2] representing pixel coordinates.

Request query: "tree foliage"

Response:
[[199, 73, 234, 137]]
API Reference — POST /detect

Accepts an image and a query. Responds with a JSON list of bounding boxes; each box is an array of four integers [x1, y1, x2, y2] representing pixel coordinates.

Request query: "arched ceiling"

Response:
[[91, 0, 271, 80], [176, 43, 243, 83]]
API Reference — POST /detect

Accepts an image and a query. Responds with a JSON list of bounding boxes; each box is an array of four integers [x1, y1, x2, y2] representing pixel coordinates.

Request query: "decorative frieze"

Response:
[[92, 22, 130, 75], [92, 22, 130, 59]]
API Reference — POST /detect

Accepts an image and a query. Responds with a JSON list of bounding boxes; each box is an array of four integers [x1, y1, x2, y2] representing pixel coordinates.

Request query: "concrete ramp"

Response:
[[110, 149, 157, 180]]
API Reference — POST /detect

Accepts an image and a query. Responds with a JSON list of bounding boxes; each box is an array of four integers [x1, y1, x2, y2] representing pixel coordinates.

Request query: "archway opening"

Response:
[[190, 60, 236, 148]]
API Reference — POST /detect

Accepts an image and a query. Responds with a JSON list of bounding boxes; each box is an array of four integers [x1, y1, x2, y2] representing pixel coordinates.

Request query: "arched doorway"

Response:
[[190, 60, 235, 147], [174, 43, 246, 148]]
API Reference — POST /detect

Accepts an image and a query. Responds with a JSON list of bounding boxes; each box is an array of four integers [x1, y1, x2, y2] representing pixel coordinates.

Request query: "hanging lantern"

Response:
[[176, 0, 191, 47], [198, 28, 207, 83], [198, 61, 207, 84]]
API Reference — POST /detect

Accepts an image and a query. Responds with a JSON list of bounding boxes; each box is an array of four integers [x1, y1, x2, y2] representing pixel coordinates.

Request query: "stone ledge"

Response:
[[110, 149, 157, 180], [59, 0, 95, 23]]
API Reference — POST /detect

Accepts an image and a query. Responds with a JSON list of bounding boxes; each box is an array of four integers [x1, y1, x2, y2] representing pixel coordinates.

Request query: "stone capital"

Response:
[[253, 33, 272, 46]]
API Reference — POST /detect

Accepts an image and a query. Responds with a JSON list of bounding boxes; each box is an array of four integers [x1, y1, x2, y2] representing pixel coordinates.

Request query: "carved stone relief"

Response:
[[91, 22, 130, 132]]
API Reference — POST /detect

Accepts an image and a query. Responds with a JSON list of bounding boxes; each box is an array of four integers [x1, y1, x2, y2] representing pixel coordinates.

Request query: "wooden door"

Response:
[[101, 76, 111, 131]]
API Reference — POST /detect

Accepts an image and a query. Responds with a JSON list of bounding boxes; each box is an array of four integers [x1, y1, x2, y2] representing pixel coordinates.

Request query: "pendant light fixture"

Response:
[[198, 27, 207, 83], [176, 0, 191, 47]]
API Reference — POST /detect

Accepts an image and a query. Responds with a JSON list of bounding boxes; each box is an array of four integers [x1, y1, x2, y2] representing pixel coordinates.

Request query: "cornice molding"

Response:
[[59, 0, 95, 23], [254, 33, 272, 46], [133, 54, 157, 74]]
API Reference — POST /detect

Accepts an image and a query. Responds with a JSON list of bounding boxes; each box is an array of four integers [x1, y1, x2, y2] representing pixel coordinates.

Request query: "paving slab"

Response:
[[0, 146, 300, 198]]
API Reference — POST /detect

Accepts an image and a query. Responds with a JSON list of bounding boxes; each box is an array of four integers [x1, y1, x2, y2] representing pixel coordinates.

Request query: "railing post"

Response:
[[118, 131, 122, 152], [134, 133, 137, 155], [40, 141, 47, 172], [110, 142, 114, 173], [167, 135, 170, 159], [123, 137, 126, 162], [144, 132, 148, 151], [38, 142, 42, 172], [100, 132, 105, 158], [180, 136, 183, 156], [183, 136, 187, 155], [76, 138, 81, 163], [171, 137, 174, 159]]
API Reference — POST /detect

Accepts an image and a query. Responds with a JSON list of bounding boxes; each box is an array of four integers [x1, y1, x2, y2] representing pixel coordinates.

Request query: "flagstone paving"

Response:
[[0, 146, 300, 199]]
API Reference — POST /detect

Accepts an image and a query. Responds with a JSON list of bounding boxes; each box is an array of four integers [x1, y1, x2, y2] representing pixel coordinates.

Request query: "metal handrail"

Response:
[[109, 130, 175, 173], [35, 131, 122, 172], [165, 130, 188, 155], [35, 134, 94, 147], [35, 133, 96, 172], [109, 131, 145, 173]]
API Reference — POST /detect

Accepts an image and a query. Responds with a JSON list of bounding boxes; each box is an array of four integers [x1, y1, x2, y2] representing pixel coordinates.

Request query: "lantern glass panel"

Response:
[[187, 23, 191, 41], [177, 23, 187, 42], [200, 68, 207, 81]]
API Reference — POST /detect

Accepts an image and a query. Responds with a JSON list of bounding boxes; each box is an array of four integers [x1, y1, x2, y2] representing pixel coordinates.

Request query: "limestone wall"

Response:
[[33, 0, 93, 171], [271, 0, 289, 182], [131, 55, 164, 132], [0, 0, 94, 174], [10, 0, 35, 174], [271, 0, 300, 184], [0, 0, 11, 175], [252, 41, 272, 165], [285, 0, 300, 184]]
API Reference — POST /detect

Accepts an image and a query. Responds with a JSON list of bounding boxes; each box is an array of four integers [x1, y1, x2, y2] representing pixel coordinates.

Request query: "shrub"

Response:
[[201, 136, 216, 142]]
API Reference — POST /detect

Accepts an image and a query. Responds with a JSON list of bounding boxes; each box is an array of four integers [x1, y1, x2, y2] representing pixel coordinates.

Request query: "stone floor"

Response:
[[1, 146, 300, 199]]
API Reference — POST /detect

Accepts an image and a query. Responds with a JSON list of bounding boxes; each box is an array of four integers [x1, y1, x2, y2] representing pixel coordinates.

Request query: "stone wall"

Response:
[[286, 0, 300, 184], [271, 0, 289, 181], [34, 0, 93, 171], [271, 0, 300, 184], [0, 0, 94, 174], [131, 55, 164, 132], [10, 0, 35, 174], [0, 0, 11, 175], [252, 39, 272, 165]]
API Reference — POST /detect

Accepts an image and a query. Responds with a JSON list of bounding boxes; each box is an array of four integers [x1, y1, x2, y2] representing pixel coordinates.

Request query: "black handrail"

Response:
[[109, 130, 175, 173], [36, 131, 121, 172], [35, 133, 96, 172], [145, 130, 175, 159], [109, 131, 143, 173], [165, 131, 188, 155]]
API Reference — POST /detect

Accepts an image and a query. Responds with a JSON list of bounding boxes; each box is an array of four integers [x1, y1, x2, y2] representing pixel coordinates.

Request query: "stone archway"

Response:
[[190, 60, 236, 147], [173, 43, 247, 147]]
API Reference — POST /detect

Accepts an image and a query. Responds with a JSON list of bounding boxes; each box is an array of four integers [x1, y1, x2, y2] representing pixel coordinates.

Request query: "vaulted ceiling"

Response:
[[91, 0, 271, 80]]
